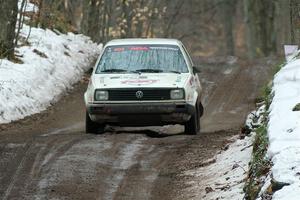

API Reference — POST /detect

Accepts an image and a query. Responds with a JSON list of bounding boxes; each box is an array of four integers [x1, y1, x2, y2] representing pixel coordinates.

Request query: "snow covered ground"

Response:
[[181, 100, 270, 200], [260, 53, 300, 200], [183, 107, 268, 200], [186, 136, 253, 200], [184, 134, 253, 200], [0, 2, 100, 124]]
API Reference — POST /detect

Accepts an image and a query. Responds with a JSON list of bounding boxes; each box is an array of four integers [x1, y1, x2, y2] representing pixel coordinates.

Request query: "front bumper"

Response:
[[87, 102, 195, 115], [86, 102, 195, 125]]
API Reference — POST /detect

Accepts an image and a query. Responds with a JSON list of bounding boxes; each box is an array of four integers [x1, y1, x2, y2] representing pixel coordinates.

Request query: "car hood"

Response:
[[92, 73, 190, 89]]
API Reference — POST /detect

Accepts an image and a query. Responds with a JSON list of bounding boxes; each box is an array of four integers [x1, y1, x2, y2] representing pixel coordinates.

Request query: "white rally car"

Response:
[[84, 39, 203, 135]]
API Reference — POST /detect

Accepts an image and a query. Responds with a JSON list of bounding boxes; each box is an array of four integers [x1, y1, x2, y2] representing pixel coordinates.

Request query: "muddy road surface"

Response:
[[0, 59, 272, 200]]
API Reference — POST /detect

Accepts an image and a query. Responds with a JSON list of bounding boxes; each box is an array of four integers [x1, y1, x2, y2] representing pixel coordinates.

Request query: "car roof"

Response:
[[105, 38, 183, 47]]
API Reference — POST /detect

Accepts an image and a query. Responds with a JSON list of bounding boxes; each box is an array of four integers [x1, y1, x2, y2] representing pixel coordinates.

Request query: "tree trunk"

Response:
[[121, 0, 133, 38], [145, 0, 158, 37], [244, 0, 255, 58], [274, 0, 292, 54], [104, 0, 113, 42], [243, 0, 276, 58], [135, 0, 145, 38], [290, 0, 300, 45], [81, 0, 102, 41], [163, 0, 184, 37], [221, 0, 237, 56], [39, 0, 53, 29], [0, 0, 18, 59]]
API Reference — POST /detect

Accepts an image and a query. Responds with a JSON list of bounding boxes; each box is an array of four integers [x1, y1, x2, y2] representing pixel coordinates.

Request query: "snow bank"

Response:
[[181, 104, 268, 200], [266, 56, 300, 199], [0, 24, 100, 124], [184, 135, 253, 200]]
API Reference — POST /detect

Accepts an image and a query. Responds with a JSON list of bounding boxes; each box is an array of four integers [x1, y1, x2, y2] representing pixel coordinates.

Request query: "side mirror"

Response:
[[88, 67, 94, 74], [193, 66, 201, 74]]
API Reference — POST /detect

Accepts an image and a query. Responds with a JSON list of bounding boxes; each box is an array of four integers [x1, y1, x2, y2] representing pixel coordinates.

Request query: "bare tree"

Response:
[[163, 0, 185, 37], [39, 0, 53, 29], [0, 0, 19, 59], [15, 0, 27, 47], [244, 0, 276, 58], [290, 0, 300, 45], [220, 0, 237, 55]]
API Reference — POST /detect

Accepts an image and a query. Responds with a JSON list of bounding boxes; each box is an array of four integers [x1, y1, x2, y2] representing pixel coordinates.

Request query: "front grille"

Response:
[[108, 88, 171, 101]]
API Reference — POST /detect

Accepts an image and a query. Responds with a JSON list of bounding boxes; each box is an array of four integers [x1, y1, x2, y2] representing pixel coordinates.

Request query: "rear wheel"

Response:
[[184, 104, 200, 135], [85, 112, 105, 134]]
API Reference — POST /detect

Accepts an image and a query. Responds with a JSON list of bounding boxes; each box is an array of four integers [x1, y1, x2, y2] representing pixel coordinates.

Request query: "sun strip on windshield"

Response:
[[110, 45, 180, 53]]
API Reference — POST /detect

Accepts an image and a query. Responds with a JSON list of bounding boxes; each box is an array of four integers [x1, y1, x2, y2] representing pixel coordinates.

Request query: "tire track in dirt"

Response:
[[112, 139, 165, 200], [1, 134, 86, 200], [2, 141, 33, 200], [32, 135, 112, 200], [200, 64, 241, 131]]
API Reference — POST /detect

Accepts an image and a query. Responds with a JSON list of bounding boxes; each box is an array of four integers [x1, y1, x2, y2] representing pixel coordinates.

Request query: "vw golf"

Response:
[[84, 39, 203, 135]]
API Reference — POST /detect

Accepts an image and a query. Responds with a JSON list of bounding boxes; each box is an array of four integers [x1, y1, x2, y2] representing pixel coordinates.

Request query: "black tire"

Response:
[[85, 112, 105, 134], [199, 102, 204, 117], [184, 104, 200, 135]]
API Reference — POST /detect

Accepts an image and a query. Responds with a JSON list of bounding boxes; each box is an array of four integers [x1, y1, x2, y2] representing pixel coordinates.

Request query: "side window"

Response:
[[181, 45, 194, 67]]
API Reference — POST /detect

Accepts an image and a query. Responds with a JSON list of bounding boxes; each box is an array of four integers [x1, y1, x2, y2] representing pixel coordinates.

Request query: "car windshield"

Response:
[[96, 45, 189, 74]]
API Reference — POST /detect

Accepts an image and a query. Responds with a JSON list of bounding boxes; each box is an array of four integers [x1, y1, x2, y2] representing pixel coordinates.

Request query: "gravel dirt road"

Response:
[[0, 59, 272, 200]]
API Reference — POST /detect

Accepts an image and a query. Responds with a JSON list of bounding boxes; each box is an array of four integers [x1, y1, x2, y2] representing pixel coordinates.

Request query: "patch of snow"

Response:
[[261, 56, 300, 199], [18, 0, 38, 12], [272, 147, 300, 184], [223, 68, 234, 75], [184, 135, 253, 200], [268, 59, 300, 155], [226, 56, 238, 65], [257, 173, 272, 198], [0, 24, 100, 124], [6, 143, 26, 148], [272, 183, 300, 200], [246, 105, 266, 129], [41, 123, 84, 137], [245, 111, 256, 128]]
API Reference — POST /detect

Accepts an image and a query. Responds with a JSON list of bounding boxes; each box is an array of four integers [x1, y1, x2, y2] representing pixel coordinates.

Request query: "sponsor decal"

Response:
[[109, 45, 179, 52], [129, 46, 149, 51], [149, 47, 179, 51], [121, 79, 158, 85], [114, 47, 125, 52]]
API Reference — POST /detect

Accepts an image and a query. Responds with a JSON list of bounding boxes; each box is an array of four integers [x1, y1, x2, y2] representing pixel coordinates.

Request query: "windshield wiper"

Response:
[[135, 69, 163, 73], [165, 70, 181, 74], [101, 68, 128, 73], [101, 68, 142, 74]]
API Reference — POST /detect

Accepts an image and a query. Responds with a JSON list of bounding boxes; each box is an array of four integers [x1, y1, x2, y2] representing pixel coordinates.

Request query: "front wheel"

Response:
[[85, 112, 105, 134], [184, 104, 200, 135]]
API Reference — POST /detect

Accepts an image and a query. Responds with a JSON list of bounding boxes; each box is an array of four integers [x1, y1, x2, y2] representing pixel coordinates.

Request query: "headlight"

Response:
[[170, 89, 184, 100], [95, 90, 109, 101]]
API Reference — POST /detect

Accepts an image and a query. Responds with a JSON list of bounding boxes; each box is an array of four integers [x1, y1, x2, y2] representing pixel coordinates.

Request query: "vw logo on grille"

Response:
[[135, 90, 144, 99]]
